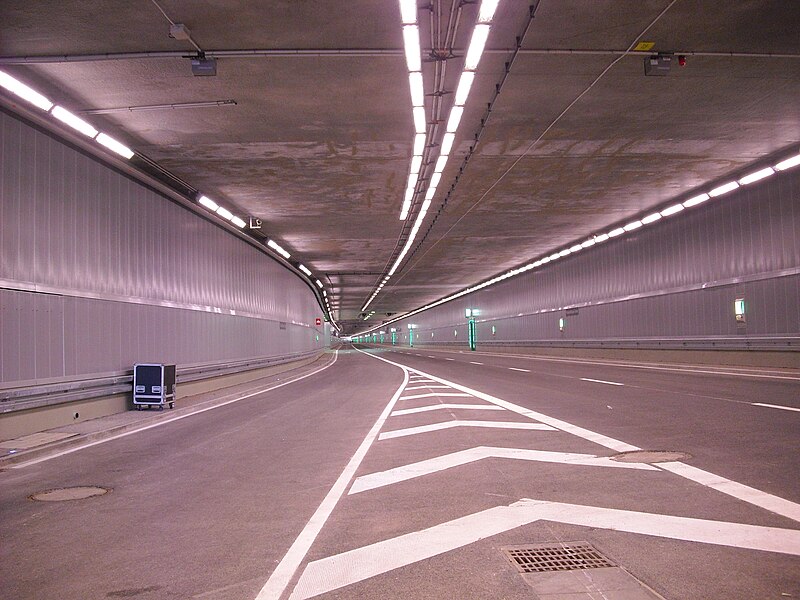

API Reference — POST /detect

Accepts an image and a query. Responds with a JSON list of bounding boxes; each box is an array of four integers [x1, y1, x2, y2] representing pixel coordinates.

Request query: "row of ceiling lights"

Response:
[[0, 69, 337, 331], [356, 150, 800, 336], [361, 0, 501, 314]]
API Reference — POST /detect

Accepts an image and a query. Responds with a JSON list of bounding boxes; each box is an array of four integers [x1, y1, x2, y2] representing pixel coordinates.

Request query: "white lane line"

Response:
[[752, 402, 800, 413], [580, 377, 624, 386], [12, 351, 341, 469], [254, 366, 410, 600], [391, 404, 505, 416], [444, 358, 455, 361], [378, 420, 555, 440], [469, 361, 484, 365], [399, 392, 473, 400], [289, 497, 800, 599], [656, 461, 800, 523], [356, 349, 800, 524], [427, 355, 437, 358], [508, 367, 530, 372], [403, 385, 452, 391], [350, 447, 656, 494]]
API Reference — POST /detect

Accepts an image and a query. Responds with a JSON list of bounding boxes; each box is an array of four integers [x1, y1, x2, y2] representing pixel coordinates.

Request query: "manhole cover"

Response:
[[610, 450, 691, 463], [30, 486, 110, 502], [501, 542, 615, 573]]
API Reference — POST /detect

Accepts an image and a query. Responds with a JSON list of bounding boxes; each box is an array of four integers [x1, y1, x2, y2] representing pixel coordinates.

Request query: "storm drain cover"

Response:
[[610, 450, 691, 463], [30, 486, 110, 502], [501, 542, 615, 573]]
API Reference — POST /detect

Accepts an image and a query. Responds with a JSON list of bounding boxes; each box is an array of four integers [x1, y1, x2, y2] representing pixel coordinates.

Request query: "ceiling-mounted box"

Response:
[[644, 53, 672, 76], [191, 57, 217, 77]]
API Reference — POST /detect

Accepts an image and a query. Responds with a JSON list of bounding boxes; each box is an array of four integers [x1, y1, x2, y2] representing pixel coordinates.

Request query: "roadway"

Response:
[[1, 344, 798, 599]]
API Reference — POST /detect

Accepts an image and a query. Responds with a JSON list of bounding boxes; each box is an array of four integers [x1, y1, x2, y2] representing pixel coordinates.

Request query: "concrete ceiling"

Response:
[[2, 0, 799, 334]]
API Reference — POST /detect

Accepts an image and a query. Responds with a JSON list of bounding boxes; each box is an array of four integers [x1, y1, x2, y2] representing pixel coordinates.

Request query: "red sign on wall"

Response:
[[315, 318, 322, 326]]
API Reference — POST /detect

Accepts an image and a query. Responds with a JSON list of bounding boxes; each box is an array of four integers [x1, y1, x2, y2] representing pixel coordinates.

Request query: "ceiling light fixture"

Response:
[[402, 25, 422, 72], [230, 216, 246, 228], [454, 71, 475, 106], [0, 70, 54, 111], [413, 132, 426, 155], [315, 279, 324, 289], [464, 24, 491, 70], [477, 0, 501, 22], [641, 212, 662, 224], [660, 203, 684, 216], [267, 239, 291, 259], [434, 155, 448, 173], [775, 153, 800, 171], [298, 264, 312, 276], [215, 206, 233, 220], [446, 106, 464, 132], [398, 0, 417, 24], [708, 181, 739, 197], [409, 72, 424, 107], [95, 132, 135, 159], [52, 106, 98, 138], [738, 167, 774, 185], [198, 195, 219, 211], [441, 132, 455, 156], [413, 106, 426, 134], [682, 193, 709, 208]]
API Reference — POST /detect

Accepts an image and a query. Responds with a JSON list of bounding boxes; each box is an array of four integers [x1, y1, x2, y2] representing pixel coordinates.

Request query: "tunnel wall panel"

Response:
[[0, 110, 326, 385], [381, 164, 800, 348]]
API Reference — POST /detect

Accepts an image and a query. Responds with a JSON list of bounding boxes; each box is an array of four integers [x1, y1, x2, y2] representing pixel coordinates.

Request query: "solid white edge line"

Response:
[[12, 351, 340, 469], [508, 367, 530, 372], [752, 402, 800, 413], [580, 377, 624, 386], [255, 361, 409, 600], [359, 349, 800, 524]]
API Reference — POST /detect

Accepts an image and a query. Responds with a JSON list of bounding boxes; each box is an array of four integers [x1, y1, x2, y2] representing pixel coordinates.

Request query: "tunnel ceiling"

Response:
[[2, 1, 799, 334]]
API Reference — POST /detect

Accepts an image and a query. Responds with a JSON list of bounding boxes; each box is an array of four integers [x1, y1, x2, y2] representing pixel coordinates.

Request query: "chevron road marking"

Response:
[[391, 403, 505, 416], [349, 446, 657, 494], [378, 420, 556, 440], [289, 497, 800, 600]]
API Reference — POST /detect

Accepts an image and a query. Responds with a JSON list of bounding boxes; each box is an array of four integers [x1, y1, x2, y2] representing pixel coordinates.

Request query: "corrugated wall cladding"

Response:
[[386, 165, 800, 346], [0, 110, 325, 384]]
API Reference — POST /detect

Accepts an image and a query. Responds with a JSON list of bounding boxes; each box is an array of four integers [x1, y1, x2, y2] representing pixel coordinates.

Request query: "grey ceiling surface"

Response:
[[1, 0, 799, 333]]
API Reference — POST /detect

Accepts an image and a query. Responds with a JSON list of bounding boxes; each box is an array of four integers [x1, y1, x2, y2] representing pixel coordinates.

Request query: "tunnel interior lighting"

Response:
[[0, 70, 54, 111], [446, 105, 464, 132], [315, 279, 324, 289], [738, 167, 774, 185], [425, 186, 437, 200], [399, 0, 417, 24], [413, 106, 426, 133], [409, 72, 424, 107], [413, 132, 426, 155], [95, 133, 134, 159], [52, 106, 98, 138], [641, 212, 662, 224], [775, 153, 800, 171], [403, 25, 421, 72], [435, 155, 448, 173], [623, 220, 643, 232], [660, 203, 684, 217], [558, 248, 572, 257], [230, 216, 246, 228], [569, 244, 582, 253], [682, 193, 709, 208], [478, 0, 501, 22], [410, 154, 422, 174], [267, 239, 291, 259], [580, 239, 596, 249], [454, 71, 475, 106], [400, 199, 411, 220], [215, 206, 233, 220], [198, 195, 219, 211], [708, 181, 739, 197], [608, 227, 625, 237], [441, 132, 455, 156], [549, 253, 560, 261], [464, 24, 491, 70], [429, 171, 442, 189], [298, 264, 312, 276]]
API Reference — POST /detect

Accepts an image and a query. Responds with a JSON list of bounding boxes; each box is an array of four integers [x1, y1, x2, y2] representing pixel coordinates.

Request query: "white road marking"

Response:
[[508, 367, 530, 372], [357, 349, 800, 524], [399, 392, 473, 400], [580, 377, 624, 386], [403, 385, 452, 391], [427, 355, 437, 358], [254, 367, 410, 600], [444, 358, 455, 361], [378, 420, 555, 440], [752, 402, 800, 413], [289, 497, 800, 599], [12, 351, 341, 469], [469, 361, 484, 365], [349, 447, 656, 494], [391, 404, 505, 416]]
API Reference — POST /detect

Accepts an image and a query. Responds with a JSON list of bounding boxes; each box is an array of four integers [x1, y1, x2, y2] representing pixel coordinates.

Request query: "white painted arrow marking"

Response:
[[399, 392, 473, 400], [391, 404, 504, 416], [378, 420, 555, 440], [350, 446, 657, 494], [289, 497, 800, 599]]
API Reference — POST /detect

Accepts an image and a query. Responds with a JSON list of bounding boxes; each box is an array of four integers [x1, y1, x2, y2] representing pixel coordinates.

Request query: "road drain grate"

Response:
[[502, 542, 615, 573]]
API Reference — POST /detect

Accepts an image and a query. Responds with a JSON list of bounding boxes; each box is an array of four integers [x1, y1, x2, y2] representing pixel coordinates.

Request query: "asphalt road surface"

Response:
[[1, 345, 798, 599]]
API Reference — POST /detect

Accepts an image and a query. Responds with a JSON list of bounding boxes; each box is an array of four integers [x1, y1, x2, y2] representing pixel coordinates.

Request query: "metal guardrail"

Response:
[[0, 349, 323, 414]]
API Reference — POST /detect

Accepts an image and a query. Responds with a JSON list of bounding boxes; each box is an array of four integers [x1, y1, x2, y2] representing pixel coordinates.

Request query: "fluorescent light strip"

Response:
[[775, 153, 800, 171], [216, 206, 233, 220], [441, 132, 455, 156], [739, 167, 774, 185], [198, 195, 219, 211], [315, 279, 324, 289], [682, 193, 709, 208], [230, 216, 246, 228], [464, 24, 491, 70], [267, 239, 291, 259], [641, 212, 662, 224], [425, 186, 437, 200], [95, 132, 134, 159], [660, 203, 684, 217], [409, 72, 424, 107], [623, 220, 643, 232], [446, 106, 464, 133], [708, 181, 739, 197], [454, 71, 475, 106], [478, 0, 500, 22], [398, 0, 417, 24], [413, 133, 426, 155], [413, 106, 426, 134], [410, 155, 422, 174], [52, 106, 98, 138], [403, 25, 422, 72], [435, 155, 448, 173], [298, 264, 312, 276], [429, 172, 442, 188], [0, 70, 54, 111]]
